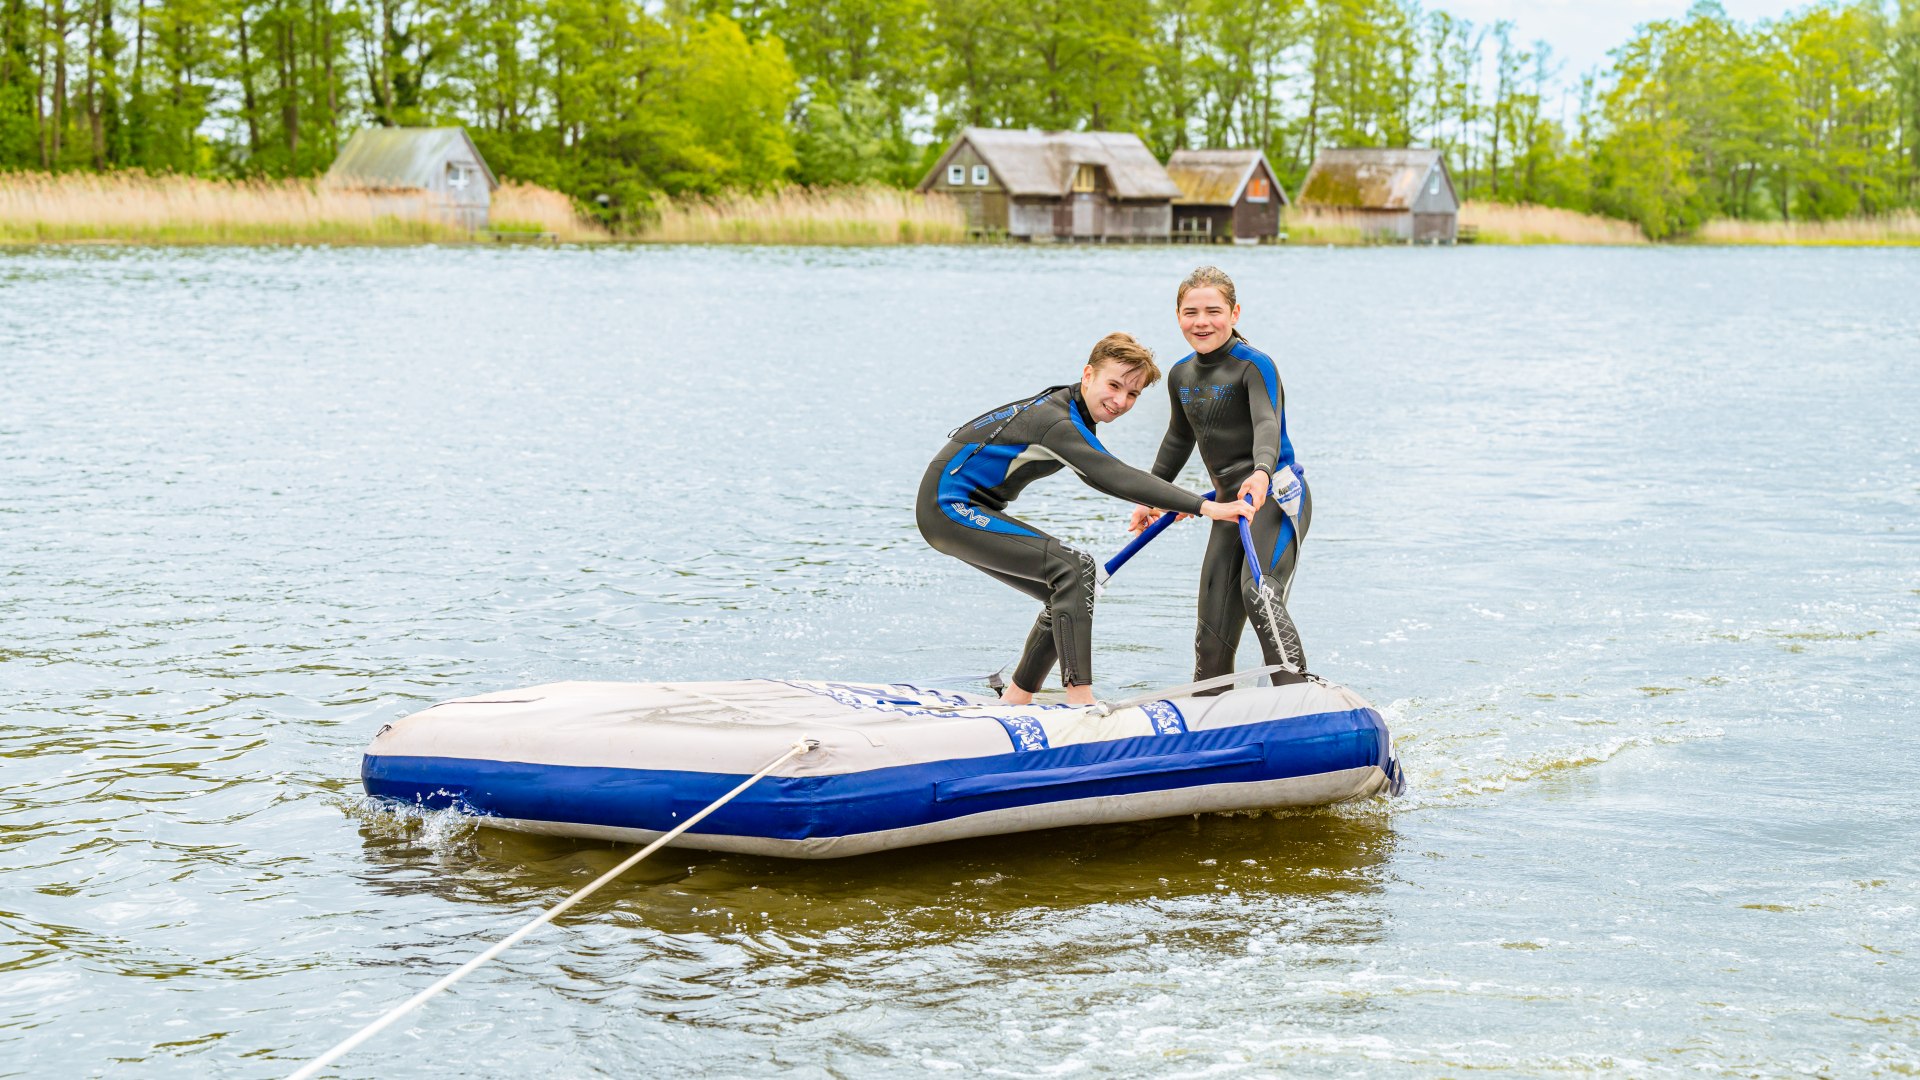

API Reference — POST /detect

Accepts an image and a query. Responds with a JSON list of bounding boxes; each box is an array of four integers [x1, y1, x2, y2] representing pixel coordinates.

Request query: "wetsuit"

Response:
[[918, 385, 1208, 692], [1149, 333, 1312, 683]]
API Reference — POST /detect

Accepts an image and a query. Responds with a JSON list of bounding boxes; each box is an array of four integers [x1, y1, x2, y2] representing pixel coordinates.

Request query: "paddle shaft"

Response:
[[989, 490, 1216, 691], [1100, 489, 1215, 584], [1236, 494, 1266, 587]]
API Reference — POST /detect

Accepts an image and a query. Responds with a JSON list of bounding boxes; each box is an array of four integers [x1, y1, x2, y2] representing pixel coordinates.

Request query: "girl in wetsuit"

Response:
[[1130, 266, 1313, 685], [918, 333, 1253, 706]]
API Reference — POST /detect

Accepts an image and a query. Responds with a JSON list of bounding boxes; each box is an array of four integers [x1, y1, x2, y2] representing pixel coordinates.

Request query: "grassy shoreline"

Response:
[[0, 171, 605, 245], [5, 172, 1917, 247]]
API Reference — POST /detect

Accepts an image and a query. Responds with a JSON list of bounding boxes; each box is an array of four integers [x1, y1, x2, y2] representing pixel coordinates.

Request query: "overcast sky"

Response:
[[1442, 0, 1795, 81]]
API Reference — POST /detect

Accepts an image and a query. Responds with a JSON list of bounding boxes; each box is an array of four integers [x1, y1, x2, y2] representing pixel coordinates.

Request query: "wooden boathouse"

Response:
[[1164, 149, 1287, 243], [917, 128, 1182, 242], [323, 127, 498, 231], [1296, 148, 1459, 243]]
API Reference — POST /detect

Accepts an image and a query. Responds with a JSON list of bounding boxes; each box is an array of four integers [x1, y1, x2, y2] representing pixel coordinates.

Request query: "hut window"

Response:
[[1429, 175, 1440, 196], [972, 165, 989, 185], [1072, 164, 1097, 192], [1246, 176, 1270, 203], [447, 163, 471, 190], [948, 165, 966, 185]]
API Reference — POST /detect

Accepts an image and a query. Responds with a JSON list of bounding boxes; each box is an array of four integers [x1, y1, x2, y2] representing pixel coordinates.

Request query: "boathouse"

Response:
[[1296, 147, 1458, 243], [323, 127, 497, 231], [916, 128, 1182, 242], [1164, 149, 1287, 243]]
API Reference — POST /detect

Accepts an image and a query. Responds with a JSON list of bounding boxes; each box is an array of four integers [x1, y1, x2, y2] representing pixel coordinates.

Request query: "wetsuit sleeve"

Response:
[[1149, 381, 1196, 482], [1244, 364, 1283, 477], [1042, 419, 1207, 514]]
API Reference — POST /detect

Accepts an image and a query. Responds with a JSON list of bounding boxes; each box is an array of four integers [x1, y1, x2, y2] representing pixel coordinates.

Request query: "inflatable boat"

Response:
[[361, 675, 1403, 859]]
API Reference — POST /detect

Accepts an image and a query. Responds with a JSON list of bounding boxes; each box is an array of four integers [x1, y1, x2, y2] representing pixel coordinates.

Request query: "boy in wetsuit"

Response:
[[918, 333, 1253, 706], [1131, 267, 1312, 686]]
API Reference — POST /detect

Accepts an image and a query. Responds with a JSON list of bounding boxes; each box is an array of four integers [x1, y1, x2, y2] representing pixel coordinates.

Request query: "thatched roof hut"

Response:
[[918, 128, 1182, 241], [324, 127, 497, 230], [1296, 147, 1458, 243], [1164, 148, 1286, 243]]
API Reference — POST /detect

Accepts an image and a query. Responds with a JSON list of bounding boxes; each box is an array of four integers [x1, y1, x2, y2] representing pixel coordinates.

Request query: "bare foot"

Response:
[[1065, 684, 1095, 706], [1000, 684, 1036, 705]]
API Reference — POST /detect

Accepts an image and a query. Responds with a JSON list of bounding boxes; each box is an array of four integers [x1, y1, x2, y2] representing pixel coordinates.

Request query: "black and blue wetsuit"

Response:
[[1150, 333, 1312, 682], [918, 384, 1208, 693]]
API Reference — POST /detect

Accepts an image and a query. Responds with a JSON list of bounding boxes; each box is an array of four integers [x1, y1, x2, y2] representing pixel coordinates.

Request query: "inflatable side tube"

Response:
[[934, 744, 1265, 802]]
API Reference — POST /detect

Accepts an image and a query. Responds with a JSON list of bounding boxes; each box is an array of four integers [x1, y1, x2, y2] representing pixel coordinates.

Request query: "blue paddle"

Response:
[[986, 490, 1215, 691], [1238, 492, 1305, 678], [1100, 488, 1215, 587], [1236, 493, 1265, 588]]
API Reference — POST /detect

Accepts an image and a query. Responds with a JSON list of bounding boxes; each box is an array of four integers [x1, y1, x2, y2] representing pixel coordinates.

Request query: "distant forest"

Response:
[[2, 0, 1917, 236]]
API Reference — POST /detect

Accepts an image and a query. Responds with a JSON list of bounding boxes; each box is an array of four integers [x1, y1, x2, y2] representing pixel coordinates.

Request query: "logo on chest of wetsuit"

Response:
[[1178, 384, 1238, 403], [1179, 383, 1241, 430]]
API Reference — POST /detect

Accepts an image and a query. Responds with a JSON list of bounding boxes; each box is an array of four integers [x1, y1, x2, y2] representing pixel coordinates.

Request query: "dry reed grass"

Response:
[[1460, 201, 1646, 245], [1692, 210, 1920, 245], [639, 185, 967, 244], [488, 181, 606, 242], [1281, 206, 1379, 245], [0, 170, 602, 244], [1285, 200, 1644, 245]]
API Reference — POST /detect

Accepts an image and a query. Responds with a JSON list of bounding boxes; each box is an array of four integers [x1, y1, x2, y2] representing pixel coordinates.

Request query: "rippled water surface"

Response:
[[3, 244, 1915, 1077]]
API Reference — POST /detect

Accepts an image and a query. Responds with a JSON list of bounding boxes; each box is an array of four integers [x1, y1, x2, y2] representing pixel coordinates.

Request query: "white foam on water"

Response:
[[337, 792, 481, 852]]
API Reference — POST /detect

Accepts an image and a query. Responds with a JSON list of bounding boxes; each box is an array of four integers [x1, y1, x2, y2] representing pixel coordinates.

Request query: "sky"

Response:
[[1441, 0, 1799, 80]]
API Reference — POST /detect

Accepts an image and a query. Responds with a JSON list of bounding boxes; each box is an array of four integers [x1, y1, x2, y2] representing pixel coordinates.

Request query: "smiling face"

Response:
[[1080, 360, 1151, 423], [1177, 284, 1241, 354]]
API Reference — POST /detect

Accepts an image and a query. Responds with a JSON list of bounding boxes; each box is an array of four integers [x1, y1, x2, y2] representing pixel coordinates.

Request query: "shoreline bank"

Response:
[[4, 173, 1917, 248]]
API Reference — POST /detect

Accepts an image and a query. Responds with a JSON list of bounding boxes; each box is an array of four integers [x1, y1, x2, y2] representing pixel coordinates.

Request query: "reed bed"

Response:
[[1460, 201, 1646, 245], [1692, 210, 1920, 245], [638, 186, 967, 244], [0, 171, 602, 244], [487, 181, 607, 242], [1281, 206, 1379, 245], [1284, 201, 1644, 245]]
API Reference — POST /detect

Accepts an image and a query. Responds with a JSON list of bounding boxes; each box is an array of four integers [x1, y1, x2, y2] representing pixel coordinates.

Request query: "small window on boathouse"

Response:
[[1073, 164, 1098, 192], [972, 165, 990, 185], [948, 165, 966, 185], [447, 163, 471, 189], [1246, 176, 1270, 203], [1429, 175, 1440, 196]]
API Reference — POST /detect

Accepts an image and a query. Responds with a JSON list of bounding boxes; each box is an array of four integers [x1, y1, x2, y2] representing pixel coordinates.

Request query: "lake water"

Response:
[[2, 243, 1915, 1077]]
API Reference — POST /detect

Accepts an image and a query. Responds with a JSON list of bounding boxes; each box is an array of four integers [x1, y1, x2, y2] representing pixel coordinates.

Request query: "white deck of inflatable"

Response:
[[370, 677, 1382, 777]]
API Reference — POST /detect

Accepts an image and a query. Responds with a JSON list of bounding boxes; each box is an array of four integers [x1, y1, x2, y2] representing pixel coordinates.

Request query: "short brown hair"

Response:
[[1087, 331, 1161, 386], [1176, 265, 1238, 308]]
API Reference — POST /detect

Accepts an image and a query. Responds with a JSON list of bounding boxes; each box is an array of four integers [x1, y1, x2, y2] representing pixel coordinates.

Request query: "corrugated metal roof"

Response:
[[1165, 149, 1286, 206], [923, 128, 1183, 200], [1297, 148, 1445, 210], [323, 127, 497, 191]]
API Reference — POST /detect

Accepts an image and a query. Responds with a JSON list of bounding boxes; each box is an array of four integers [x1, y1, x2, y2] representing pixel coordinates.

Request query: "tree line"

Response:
[[2, 0, 1917, 235]]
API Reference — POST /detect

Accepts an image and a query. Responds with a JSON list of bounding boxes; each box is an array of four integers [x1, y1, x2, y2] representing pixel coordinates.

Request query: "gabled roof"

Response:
[[920, 128, 1183, 200], [324, 127, 498, 191], [1164, 149, 1287, 206], [1297, 148, 1449, 210]]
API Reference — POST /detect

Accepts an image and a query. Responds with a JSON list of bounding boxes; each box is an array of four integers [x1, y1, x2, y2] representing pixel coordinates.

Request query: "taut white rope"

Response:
[[287, 737, 819, 1080]]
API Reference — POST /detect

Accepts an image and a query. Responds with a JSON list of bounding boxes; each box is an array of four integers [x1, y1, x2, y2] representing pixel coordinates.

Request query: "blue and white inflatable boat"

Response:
[[361, 676, 1403, 858]]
